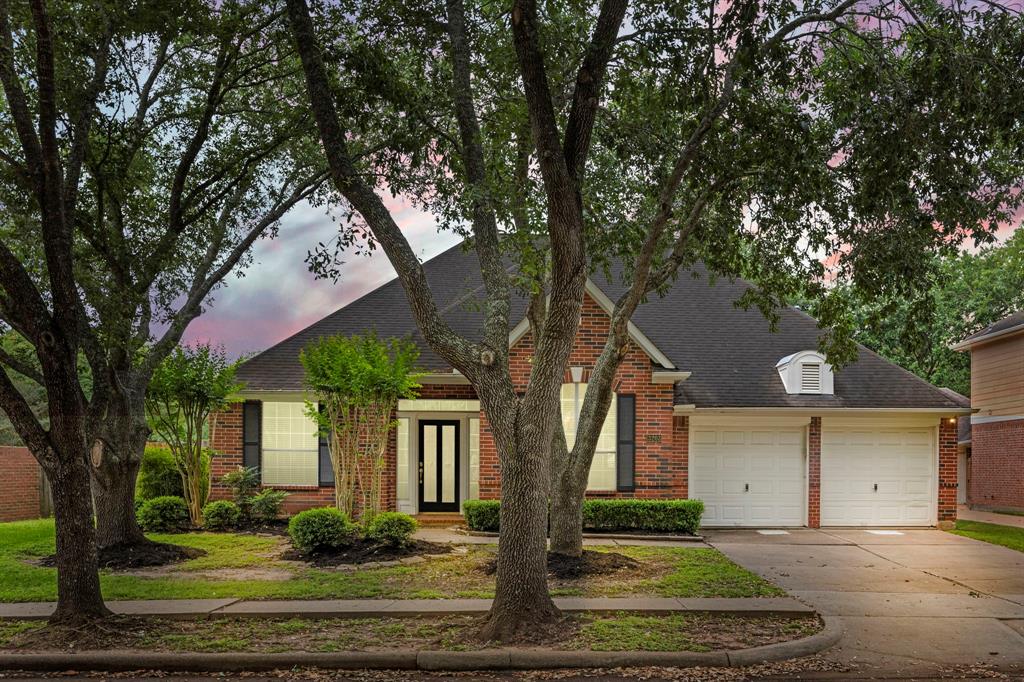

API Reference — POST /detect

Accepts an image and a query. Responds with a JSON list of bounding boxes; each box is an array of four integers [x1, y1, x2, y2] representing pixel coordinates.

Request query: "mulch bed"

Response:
[[39, 541, 206, 570], [282, 539, 452, 567], [482, 549, 640, 580]]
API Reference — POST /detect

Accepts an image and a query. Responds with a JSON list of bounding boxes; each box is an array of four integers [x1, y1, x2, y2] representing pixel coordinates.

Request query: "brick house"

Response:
[[0, 446, 46, 522], [210, 243, 968, 527], [953, 311, 1024, 512]]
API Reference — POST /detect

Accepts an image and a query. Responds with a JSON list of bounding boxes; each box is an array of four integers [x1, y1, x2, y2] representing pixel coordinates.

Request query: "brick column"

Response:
[[673, 415, 690, 498], [938, 417, 959, 526], [209, 402, 244, 501], [808, 417, 821, 528]]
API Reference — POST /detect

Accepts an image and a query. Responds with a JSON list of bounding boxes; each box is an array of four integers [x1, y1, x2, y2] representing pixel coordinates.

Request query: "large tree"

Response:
[[284, 0, 1023, 634], [0, 0, 326, 620]]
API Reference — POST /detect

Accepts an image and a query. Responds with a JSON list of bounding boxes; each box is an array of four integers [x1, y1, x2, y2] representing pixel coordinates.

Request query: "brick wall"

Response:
[[478, 294, 683, 500], [969, 418, 1024, 512], [1, 446, 42, 522], [938, 417, 959, 522], [209, 403, 243, 502], [807, 417, 821, 528]]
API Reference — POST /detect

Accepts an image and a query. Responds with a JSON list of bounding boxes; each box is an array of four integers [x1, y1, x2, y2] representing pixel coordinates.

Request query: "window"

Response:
[[560, 383, 617, 491], [261, 401, 319, 486]]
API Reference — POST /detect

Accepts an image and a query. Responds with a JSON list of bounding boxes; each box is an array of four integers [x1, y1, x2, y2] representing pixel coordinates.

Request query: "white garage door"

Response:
[[690, 427, 806, 526], [821, 428, 935, 526]]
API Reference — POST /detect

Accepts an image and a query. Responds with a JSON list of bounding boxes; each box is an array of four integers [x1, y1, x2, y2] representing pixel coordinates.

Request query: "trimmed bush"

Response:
[[462, 500, 500, 532], [137, 495, 190, 533], [582, 499, 704, 534], [365, 512, 418, 547], [251, 489, 289, 522], [202, 500, 241, 530], [136, 446, 183, 501], [288, 507, 358, 553]]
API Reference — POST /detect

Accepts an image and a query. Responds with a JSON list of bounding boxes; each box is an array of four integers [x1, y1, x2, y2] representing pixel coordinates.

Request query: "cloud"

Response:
[[182, 198, 460, 358]]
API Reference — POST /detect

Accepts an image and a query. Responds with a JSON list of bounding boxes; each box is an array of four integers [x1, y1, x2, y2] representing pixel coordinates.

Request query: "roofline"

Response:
[[951, 321, 1024, 351], [651, 371, 691, 384], [674, 405, 972, 415], [508, 279, 677, 370]]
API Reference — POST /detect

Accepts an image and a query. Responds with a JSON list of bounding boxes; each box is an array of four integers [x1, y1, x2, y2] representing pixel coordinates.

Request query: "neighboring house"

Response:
[[210, 244, 969, 528], [0, 446, 49, 522], [953, 311, 1024, 512]]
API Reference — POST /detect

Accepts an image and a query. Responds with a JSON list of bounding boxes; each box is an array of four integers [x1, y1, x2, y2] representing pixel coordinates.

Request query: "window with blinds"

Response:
[[560, 383, 617, 491], [261, 401, 319, 486]]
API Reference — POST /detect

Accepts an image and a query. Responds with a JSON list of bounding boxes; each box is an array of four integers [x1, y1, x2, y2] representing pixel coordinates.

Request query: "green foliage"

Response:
[[364, 512, 417, 547], [288, 507, 358, 553], [582, 500, 704, 535], [300, 332, 421, 519], [136, 496, 190, 533], [221, 467, 262, 522], [202, 501, 242, 531], [251, 489, 289, 522], [136, 446, 184, 501], [462, 500, 501, 532]]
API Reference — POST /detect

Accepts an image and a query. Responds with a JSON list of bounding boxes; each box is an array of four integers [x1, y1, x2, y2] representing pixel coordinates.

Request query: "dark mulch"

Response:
[[282, 539, 452, 567], [39, 541, 206, 570], [482, 549, 640, 579]]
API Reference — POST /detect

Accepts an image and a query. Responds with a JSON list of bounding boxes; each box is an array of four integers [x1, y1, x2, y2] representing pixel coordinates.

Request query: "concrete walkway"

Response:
[[959, 504, 1024, 529], [0, 596, 813, 622], [705, 527, 1024, 677]]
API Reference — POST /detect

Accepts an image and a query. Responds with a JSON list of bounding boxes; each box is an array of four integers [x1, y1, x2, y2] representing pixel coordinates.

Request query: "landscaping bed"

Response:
[[39, 541, 206, 571], [0, 613, 822, 653], [283, 539, 452, 567]]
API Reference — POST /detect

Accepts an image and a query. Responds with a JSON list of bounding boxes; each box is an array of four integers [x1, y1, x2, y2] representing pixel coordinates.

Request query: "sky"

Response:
[[180, 197, 461, 359]]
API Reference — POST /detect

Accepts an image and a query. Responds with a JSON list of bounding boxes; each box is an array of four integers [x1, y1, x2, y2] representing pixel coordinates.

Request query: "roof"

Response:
[[237, 242, 968, 411], [952, 310, 1024, 350]]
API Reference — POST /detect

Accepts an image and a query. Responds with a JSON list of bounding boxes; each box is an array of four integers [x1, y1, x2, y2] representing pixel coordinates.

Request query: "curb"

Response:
[[458, 529, 705, 542], [0, 617, 842, 673]]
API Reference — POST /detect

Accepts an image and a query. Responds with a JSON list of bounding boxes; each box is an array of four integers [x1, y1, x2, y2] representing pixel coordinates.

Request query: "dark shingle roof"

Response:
[[955, 310, 1024, 348], [237, 242, 967, 410]]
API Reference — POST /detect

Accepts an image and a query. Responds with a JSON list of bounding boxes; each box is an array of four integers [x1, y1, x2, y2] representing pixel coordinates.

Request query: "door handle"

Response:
[[419, 463, 423, 484], [744, 483, 749, 492], [873, 483, 878, 492]]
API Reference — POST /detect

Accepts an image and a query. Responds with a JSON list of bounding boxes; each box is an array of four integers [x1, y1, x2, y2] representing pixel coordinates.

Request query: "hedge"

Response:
[[461, 498, 704, 535]]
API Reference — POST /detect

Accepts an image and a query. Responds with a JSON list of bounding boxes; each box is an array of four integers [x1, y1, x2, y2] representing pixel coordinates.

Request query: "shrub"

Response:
[[365, 512, 417, 547], [288, 507, 358, 553], [202, 500, 241, 530], [137, 495, 190, 533], [221, 466, 261, 520], [251, 489, 289, 522], [136, 446, 183, 501], [462, 500, 500, 532], [582, 499, 704, 535]]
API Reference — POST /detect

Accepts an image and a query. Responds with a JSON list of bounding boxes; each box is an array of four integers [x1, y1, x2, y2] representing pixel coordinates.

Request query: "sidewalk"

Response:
[[0, 596, 814, 621], [958, 504, 1024, 529]]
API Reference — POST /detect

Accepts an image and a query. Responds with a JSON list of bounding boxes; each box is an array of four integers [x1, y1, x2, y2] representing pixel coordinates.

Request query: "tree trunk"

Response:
[[549, 480, 584, 557], [90, 399, 153, 549], [45, 452, 110, 624], [477, 400, 561, 641]]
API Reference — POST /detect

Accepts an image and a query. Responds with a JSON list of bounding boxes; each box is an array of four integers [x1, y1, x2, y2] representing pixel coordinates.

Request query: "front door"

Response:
[[418, 420, 460, 512]]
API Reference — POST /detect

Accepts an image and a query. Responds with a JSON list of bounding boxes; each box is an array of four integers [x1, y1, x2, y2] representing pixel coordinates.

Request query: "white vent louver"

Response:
[[800, 363, 822, 393]]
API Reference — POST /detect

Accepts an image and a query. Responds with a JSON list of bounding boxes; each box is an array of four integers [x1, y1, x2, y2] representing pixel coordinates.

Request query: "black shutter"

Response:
[[242, 401, 261, 471], [318, 404, 334, 486], [616, 394, 636, 491]]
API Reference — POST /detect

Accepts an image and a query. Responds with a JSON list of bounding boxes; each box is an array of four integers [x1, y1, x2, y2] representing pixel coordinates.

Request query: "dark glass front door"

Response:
[[418, 420, 460, 512]]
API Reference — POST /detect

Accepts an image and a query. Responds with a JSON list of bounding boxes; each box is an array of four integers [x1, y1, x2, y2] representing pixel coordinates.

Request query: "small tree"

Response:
[[146, 344, 243, 526], [301, 333, 420, 520]]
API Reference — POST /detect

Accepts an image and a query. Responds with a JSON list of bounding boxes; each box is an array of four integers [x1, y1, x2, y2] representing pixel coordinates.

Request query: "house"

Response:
[[210, 243, 969, 528], [952, 311, 1024, 512]]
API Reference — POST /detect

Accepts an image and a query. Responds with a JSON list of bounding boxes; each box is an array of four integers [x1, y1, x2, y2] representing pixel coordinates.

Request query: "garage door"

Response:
[[821, 428, 935, 526], [690, 427, 805, 526]]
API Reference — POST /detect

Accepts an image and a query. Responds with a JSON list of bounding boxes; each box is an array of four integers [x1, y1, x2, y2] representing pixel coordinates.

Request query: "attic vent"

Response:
[[800, 363, 822, 393]]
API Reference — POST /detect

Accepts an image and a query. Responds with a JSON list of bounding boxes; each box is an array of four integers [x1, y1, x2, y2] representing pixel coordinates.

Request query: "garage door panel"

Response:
[[690, 427, 805, 527], [821, 427, 935, 527]]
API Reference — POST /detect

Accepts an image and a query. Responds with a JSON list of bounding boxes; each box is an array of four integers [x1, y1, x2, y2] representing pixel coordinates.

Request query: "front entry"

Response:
[[418, 420, 460, 512]]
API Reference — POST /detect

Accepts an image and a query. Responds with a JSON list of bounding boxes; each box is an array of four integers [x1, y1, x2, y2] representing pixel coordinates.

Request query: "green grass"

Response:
[[950, 519, 1024, 553], [0, 519, 782, 602], [580, 614, 707, 651]]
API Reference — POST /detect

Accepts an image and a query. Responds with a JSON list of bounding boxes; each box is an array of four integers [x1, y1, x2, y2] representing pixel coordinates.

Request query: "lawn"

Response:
[[949, 519, 1024, 553], [0, 519, 783, 602], [0, 613, 821, 652]]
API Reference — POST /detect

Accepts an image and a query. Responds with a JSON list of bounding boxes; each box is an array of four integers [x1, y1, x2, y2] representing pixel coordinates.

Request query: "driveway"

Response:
[[705, 528, 1024, 676]]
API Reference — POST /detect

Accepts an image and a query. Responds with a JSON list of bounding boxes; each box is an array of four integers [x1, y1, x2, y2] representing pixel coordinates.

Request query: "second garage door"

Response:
[[821, 427, 935, 526], [690, 427, 806, 526]]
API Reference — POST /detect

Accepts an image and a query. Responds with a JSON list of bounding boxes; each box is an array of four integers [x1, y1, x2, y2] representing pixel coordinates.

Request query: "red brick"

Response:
[[969, 418, 1024, 512]]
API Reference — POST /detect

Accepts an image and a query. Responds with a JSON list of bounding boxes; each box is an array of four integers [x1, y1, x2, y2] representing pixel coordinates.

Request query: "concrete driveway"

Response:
[[705, 528, 1024, 676]]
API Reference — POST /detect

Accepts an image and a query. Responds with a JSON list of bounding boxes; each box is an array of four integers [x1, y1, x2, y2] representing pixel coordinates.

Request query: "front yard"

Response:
[[0, 519, 783, 602], [950, 519, 1024, 553]]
